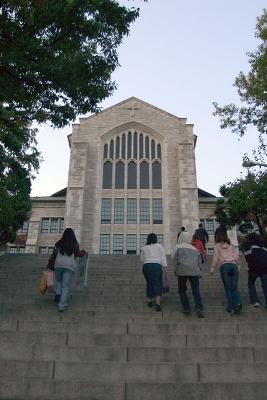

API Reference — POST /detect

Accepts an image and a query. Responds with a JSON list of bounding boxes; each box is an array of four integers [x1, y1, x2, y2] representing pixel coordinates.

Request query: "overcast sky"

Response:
[[31, 0, 266, 198]]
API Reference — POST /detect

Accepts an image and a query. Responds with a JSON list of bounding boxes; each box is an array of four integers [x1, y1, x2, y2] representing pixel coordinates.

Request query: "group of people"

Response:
[[47, 224, 267, 317], [141, 224, 267, 318]]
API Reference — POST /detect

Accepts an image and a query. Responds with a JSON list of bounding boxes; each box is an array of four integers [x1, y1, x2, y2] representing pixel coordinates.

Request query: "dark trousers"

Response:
[[220, 263, 241, 311], [143, 263, 162, 298], [177, 275, 203, 311], [248, 271, 267, 308]]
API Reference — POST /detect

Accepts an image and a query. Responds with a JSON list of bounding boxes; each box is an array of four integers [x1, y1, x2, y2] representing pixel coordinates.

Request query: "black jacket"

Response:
[[244, 245, 267, 274]]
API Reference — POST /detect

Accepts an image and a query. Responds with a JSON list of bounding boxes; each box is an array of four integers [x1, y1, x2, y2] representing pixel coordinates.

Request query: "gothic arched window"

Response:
[[115, 136, 120, 159], [133, 132, 137, 159], [152, 161, 162, 189], [157, 143, 161, 160], [109, 140, 114, 160], [103, 144, 108, 159], [140, 161, 149, 189], [151, 140, 155, 159], [127, 132, 132, 159], [145, 136, 149, 159], [128, 161, 137, 189], [102, 161, 112, 189], [115, 161, 125, 189], [139, 133, 144, 159], [121, 134, 126, 159]]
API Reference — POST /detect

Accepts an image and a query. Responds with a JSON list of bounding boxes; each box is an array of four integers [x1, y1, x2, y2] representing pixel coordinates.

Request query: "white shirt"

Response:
[[140, 243, 167, 267]]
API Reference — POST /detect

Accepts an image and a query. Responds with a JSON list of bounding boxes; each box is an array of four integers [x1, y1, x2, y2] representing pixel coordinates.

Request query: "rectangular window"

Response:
[[140, 198, 150, 224], [127, 234, 137, 254], [59, 218, 64, 233], [50, 218, 59, 233], [152, 199, 163, 224], [101, 199, 112, 224], [100, 234, 110, 254], [140, 234, 148, 249], [39, 246, 48, 254], [113, 234, 124, 255], [157, 234, 163, 245], [114, 199, 124, 224], [201, 218, 216, 235], [127, 198, 137, 224], [41, 218, 49, 233]]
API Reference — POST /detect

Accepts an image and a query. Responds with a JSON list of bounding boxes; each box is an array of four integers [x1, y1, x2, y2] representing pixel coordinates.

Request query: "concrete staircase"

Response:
[[1, 254, 267, 399]]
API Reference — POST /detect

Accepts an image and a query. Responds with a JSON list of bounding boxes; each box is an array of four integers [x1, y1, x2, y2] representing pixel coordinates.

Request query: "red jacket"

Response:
[[191, 239, 206, 260]]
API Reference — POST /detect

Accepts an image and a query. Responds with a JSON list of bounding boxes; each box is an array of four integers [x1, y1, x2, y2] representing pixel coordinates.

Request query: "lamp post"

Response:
[[242, 160, 267, 168]]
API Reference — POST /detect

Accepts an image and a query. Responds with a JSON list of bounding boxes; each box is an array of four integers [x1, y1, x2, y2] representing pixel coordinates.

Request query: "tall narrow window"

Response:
[[50, 218, 59, 233], [145, 136, 149, 159], [59, 218, 64, 233], [133, 132, 137, 159], [140, 198, 150, 224], [115, 136, 120, 159], [140, 161, 149, 189], [114, 198, 124, 224], [41, 218, 49, 233], [157, 234, 163, 244], [139, 133, 143, 159], [127, 234, 137, 254], [157, 143, 161, 159], [101, 198, 112, 224], [121, 134, 126, 159], [102, 161, 112, 189], [140, 234, 148, 249], [151, 140, 155, 159], [109, 140, 114, 159], [113, 234, 124, 255], [152, 199, 163, 224], [115, 161, 124, 189], [100, 234, 110, 254], [127, 132, 132, 159], [152, 161, 162, 189], [103, 144, 108, 159], [127, 161, 137, 189], [127, 198, 137, 224]]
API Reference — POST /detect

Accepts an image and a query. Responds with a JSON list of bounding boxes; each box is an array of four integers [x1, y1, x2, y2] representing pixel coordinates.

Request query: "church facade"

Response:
[[13, 98, 218, 255]]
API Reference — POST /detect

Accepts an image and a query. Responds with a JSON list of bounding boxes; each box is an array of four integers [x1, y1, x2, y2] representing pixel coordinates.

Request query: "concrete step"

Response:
[[0, 253, 267, 400]]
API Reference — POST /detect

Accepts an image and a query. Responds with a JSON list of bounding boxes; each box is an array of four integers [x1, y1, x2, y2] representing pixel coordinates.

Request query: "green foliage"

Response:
[[215, 172, 267, 235], [213, 9, 267, 158], [0, 0, 139, 127], [0, 1, 140, 241]]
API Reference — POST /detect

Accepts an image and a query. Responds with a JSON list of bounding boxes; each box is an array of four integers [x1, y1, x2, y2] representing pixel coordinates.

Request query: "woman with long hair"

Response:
[[211, 231, 242, 315], [51, 228, 86, 312], [141, 233, 168, 312]]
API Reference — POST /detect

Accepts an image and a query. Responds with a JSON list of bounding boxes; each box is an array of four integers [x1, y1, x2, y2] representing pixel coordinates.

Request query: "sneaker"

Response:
[[252, 302, 260, 308], [234, 304, 242, 315], [155, 304, 162, 312], [147, 300, 153, 308], [196, 309, 204, 318]]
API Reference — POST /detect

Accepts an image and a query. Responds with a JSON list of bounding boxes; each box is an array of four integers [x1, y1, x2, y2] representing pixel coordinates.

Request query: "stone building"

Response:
[[11, 97, 218, 255]]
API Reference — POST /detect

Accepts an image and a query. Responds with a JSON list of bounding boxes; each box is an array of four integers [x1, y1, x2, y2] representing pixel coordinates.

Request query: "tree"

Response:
[[0, 0, 140, 242], [215, 172, 267, 238], [213, 9, 267, 159]]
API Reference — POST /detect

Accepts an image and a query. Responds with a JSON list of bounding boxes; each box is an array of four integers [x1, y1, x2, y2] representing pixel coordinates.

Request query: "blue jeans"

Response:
[[220, 263, 241, 311], [55, 267, 74, 311], [178, 276, 203, 311], [248, 271, 267, 307]]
